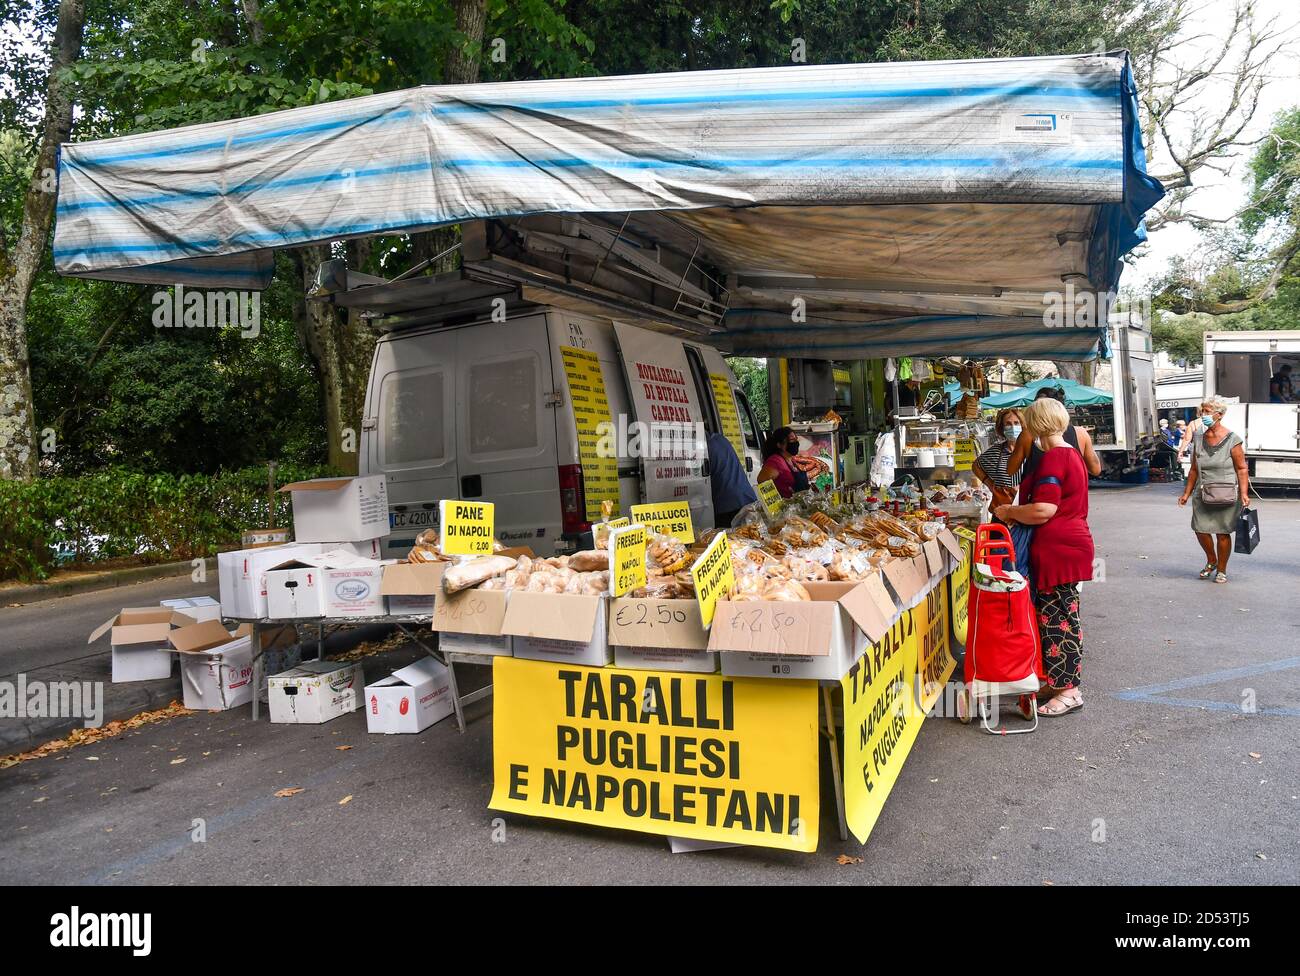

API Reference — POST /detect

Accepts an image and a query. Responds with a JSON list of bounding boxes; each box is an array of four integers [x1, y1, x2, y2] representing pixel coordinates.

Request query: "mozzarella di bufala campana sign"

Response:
[[491, 659, 820, 852]]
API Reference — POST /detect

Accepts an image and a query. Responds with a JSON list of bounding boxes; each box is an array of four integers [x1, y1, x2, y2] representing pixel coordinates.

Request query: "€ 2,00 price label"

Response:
[[438, 499, 495, 555]]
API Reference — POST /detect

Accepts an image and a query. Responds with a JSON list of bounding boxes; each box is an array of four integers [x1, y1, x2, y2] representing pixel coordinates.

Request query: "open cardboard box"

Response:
[[608, 596, 709, 651], [381, 561, 445, 616], [502, 591, 611, 666], [169, 619, 254, 710], [427, 547, 535, 641], [88, 608, 198, 682]]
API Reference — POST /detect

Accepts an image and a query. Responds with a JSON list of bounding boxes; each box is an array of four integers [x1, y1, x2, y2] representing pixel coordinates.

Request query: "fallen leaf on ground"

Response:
[[33, 797, 46, 803], [1249, 752, 1261, 759], [274, 788, 305, 798], [0, 701, 195, 769], [335, 745, 353, 751], [170, 757, 186, 765], [836, 854, 862, 865], [339, 795, 353, 806]]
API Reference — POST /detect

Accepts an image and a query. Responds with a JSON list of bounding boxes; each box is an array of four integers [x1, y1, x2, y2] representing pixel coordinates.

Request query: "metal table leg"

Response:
[[250, 622, 263, 721], [822, 684, 849, 843]]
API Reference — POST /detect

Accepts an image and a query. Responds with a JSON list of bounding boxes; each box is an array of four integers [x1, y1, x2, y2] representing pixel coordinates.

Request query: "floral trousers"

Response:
[[1035, 583, 1082, 690]]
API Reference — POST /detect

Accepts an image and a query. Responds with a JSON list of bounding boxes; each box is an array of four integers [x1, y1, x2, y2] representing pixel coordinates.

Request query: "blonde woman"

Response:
[[1178, 397, 1249, 583], [993, 398, 1094, 717]]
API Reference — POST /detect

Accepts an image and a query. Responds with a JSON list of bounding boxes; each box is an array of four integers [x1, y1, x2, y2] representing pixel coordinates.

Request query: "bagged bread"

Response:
[[442, 555, 518, 594], [568, 550, 609, 572]]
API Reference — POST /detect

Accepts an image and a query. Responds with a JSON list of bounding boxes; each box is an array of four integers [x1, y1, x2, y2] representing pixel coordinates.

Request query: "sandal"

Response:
[[1198, 563, 1215, 579], [1214, 572, 1228, 584], [1017, 695, 1036, 721], [1037, 692, 1083, 717]]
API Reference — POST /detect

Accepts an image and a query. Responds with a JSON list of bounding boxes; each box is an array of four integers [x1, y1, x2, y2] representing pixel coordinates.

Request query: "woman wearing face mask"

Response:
[[1179, 397, 1249, 583], [757, 426, 810, 498], [972, 409, 1026, 519]]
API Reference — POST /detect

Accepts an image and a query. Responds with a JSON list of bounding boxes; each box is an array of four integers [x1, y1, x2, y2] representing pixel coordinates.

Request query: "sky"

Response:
[[1127, 0, 1300, 293]]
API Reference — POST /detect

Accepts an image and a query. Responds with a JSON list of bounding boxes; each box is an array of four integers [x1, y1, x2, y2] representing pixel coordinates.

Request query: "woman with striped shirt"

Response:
[[972, 409, 1026, 519]]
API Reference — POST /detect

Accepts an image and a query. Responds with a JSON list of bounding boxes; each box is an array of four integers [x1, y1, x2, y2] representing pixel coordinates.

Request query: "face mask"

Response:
[[1201, 415, 1215, 428], [1006, 425, 1022, 441], [786, 440, 799, 454]]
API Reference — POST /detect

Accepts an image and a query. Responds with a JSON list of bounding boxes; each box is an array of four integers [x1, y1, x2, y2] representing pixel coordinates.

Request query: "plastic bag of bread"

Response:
[[647, 535, 688, 575], [760, 578, 812, 601], [407, 529, 447, 563], [568, 549, 609, 572], [442, 555, 518, 594]]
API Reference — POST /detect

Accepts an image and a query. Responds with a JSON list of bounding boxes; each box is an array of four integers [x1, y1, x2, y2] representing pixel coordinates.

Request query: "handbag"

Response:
[[1199, 482, 1237, 506], [1234, 506, 1260, 554]]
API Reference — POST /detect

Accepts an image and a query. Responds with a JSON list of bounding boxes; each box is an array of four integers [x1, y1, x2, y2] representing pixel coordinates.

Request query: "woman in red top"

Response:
[[993, 398, 1094, 717], [757, 427, 808, 498]]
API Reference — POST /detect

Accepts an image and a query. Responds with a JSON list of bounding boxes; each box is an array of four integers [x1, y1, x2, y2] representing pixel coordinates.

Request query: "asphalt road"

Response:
[[1, 484, 1296, 885]]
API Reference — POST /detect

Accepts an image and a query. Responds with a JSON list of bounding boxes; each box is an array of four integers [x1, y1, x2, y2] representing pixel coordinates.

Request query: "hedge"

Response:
[[0, 464, 331, 582]]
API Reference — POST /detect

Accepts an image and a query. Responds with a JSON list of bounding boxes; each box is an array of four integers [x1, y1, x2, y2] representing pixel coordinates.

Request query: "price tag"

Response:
[[630, 501, 694, 543], [689, 531, 734, 628], [593, 516, 629, 548], [608, 523, 647, 597], [438, 500, 495, 555], [756, 479, 784, 516], [954, 438, 975, 472]]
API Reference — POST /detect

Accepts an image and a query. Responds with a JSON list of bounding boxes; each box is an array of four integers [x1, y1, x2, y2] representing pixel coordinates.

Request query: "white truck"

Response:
[[1203, 330, 1300, 485]]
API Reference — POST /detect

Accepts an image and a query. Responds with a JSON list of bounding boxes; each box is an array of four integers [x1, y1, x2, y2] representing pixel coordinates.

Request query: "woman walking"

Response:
[[993, 398, 1094, 717], [1179, 397, 1250, 583]]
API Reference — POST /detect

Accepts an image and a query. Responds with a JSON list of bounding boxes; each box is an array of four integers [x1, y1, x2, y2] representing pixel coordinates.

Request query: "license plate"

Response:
[[390, 510, 438, 529]]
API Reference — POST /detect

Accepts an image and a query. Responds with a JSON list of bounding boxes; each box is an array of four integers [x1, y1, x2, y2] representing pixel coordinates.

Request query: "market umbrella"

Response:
[[979, 377, 1113, 409]]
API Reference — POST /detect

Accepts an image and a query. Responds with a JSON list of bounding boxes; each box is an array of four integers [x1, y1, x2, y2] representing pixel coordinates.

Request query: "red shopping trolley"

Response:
[[956, 523, 1044, 734]]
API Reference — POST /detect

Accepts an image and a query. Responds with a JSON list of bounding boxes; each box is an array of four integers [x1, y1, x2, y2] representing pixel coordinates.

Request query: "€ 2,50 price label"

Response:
[[608, 523, 647, 597], [630, 501, 694, 543], [438, 499, 495, 555]]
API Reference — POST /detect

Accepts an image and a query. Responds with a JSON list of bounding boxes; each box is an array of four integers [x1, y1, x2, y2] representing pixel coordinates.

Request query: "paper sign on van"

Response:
[[439, 500, 495, 555], [630, 501, 694, 543], [689, 531, 734, 628], [609, 523, 647, 597]]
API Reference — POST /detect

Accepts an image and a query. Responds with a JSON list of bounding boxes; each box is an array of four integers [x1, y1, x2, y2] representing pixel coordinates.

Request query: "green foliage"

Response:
[[0, 462, 329, 582], [727, 356, 770, 431]]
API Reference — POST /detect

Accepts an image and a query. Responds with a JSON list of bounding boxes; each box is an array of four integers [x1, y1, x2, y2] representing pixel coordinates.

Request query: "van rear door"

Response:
[[454, 315, 561, 551], [696, 345, 764, 480], [612, 322, 713, 530], [364, 330, 458, 558]]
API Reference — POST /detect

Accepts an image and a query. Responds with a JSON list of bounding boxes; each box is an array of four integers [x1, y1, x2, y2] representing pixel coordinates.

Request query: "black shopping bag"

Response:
[[1234, 506, 1260, 554]]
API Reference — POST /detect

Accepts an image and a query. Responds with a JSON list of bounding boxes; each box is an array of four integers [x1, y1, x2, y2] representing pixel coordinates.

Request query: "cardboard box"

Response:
[[608, 597, 709, 650], [381, 562, 444, 616], [89, 608, 197, 683], [170, 619, 254, 710], [267, 660, 363, 724], [431, 587, 509, 636], [613, 645, 718, 674], [438, 631, 512, 657], [710, 578, 897, 682], [160, 596, 222, 623], [364, 657, 452, 734], [279, 476, 389, 543], [218, 543, 322, 620], [504, 592, 611, 666], [265, 549, 389, 619]]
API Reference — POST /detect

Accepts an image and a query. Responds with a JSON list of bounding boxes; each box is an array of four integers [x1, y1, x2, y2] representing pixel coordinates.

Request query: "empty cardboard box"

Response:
[[504, 592, 611, 667], [89, 608, 197, 683], [381, 562, 444, 616], [170, 619, 254, 710], [267, 660, 363, 724], [279, 476, 389, 543], [364, 657, 453, 734]]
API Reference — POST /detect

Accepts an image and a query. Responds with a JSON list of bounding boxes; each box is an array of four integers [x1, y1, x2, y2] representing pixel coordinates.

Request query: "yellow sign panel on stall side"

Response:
[[915, 582, 956, 714], [954, 438, 976, 472], [630, 501, 694, 543], [560, 346, 620, 522], [950, 527, 975, 649], [490, 658, 820, 852], [708, 374, 746, 462], [840, 608, 924, 845], [608, 524, 647, 597], [689, 531, 734, 628], [756, 479, 784, 516], [438, 500, 495, 555]]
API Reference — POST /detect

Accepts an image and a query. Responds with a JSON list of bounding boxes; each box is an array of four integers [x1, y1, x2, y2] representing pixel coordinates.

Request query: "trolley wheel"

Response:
[[956, 689, 971, 724]]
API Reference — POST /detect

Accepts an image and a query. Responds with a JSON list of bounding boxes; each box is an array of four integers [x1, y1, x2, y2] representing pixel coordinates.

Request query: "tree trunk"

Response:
[[446, 0, 488, 84], [0, 0, 86, 481], [289, 246, 377, 475]]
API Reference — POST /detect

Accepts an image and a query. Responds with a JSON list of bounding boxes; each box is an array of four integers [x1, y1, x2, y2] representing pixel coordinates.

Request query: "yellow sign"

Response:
[[609, 523, 647, 597], [709, 374, 746, 462], [490, 659, 820, 852], [560, 346, 619, 521], [841, 608, 924, 844], [915, 581, 956, 713], [950, 527, 975, 649], [593, 516, 629, 549], [689, 531, 734, 628], [630, 500, 694, 543], [438, 500, 495, 555], [954, 438, 975, 472], [756, 479, 784, 516]]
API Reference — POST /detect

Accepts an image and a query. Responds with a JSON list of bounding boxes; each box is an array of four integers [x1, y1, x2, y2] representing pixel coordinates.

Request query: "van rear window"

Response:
[[469, 356, 538, 454], [380, 369, 446, 465]]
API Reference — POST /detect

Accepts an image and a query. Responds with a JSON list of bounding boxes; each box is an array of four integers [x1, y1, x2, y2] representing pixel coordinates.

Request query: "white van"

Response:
[[360, 308, 765, 558], [1203, 330, 1300, 485]]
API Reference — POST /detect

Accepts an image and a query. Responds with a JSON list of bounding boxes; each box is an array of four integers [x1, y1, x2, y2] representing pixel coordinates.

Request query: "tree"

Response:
[[727, 356, 770, 431], [0, 0, 85, 480]]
